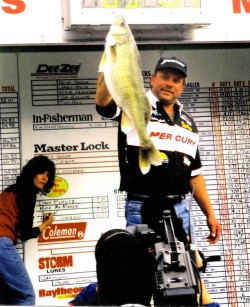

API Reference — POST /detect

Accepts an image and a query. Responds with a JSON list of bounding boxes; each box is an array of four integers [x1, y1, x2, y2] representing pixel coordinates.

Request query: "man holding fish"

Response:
[[95, 14, 221, 307]]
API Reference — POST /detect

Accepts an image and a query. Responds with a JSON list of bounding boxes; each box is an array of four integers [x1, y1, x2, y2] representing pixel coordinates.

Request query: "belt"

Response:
[[127, 192, 184, 203]]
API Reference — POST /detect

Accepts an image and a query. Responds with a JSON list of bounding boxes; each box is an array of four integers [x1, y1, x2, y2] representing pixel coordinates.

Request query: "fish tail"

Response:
[[139, 141, 162, 175]]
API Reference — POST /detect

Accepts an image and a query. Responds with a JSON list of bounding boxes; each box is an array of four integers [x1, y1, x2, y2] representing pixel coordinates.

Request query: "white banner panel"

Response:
[[0, 0, 249, 43]]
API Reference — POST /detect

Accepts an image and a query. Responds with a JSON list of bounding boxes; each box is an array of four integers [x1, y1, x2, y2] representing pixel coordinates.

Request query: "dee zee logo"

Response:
[[36, 64, 81, 74]]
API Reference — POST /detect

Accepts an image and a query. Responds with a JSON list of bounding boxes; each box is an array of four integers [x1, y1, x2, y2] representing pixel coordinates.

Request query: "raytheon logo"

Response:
[[38, 222, 86, 243]]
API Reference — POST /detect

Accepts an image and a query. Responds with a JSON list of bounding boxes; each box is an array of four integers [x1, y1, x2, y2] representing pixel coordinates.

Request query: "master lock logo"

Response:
[[38, 222, 86, 243]]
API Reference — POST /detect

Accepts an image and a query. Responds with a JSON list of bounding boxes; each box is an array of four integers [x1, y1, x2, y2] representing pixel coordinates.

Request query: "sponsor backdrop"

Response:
[[0, 1, 249, 306], [1, 47, 250, 306], [18, 51, 123, 305]]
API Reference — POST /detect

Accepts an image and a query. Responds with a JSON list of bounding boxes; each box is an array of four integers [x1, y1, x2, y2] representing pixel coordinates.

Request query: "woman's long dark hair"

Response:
[[16, 155, 56, 193]]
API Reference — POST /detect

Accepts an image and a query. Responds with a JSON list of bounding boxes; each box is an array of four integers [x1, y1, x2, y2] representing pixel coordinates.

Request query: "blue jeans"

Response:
[[125, 198, 197, 243], [69, 282, 97, 305], [0, 237, 36, 305]]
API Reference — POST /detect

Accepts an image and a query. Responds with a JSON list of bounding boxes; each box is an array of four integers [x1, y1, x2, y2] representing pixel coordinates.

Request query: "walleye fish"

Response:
[[99, 14, 162, 174]]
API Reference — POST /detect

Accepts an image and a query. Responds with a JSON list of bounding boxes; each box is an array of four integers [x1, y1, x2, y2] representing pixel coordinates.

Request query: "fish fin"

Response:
[[106, 34, 116, 47], [99, 52, 106, 72], [121, 112, 133, 133], [146, 98, 152, 121], [139, 149, 151, 175], [150, 146, 162, 166], [139, 142, 162, 175]]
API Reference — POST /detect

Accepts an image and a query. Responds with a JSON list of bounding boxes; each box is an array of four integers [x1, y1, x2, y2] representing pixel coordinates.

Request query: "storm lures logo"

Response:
[[38, 255, 73, 270]]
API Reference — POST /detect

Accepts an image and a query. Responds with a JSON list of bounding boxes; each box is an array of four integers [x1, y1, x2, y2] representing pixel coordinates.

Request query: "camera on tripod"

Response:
[[127, 209, 201, 306]]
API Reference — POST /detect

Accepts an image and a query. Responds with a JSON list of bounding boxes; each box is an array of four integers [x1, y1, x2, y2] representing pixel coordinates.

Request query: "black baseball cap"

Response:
[[154, 56, 187, 77]]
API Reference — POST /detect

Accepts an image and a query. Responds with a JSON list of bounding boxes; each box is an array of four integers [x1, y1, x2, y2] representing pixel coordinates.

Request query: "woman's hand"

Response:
[[39, 213, 54, 233]]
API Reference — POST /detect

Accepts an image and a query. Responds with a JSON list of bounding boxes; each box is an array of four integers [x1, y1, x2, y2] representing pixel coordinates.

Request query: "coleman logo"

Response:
[[38, 222, 86, 243]]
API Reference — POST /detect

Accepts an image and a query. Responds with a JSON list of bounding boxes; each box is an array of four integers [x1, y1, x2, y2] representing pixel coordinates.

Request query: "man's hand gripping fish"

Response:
[[99, 14, 162, 174]]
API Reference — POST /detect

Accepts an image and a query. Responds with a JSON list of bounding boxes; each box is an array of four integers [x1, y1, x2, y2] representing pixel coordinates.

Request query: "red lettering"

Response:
[[38, 256, 73, 269], [149, 131, 160, 137], [175, 135, 196, 146], [2, 0, 26, 14], [158, 133, 172, 140], [51, 257, 57, 268], [149, 132, 172, 140], [159, 133, 167, 139], [39, 287, 83, 298], [233, 0, 250, 13], [38, 257, 45, 269]]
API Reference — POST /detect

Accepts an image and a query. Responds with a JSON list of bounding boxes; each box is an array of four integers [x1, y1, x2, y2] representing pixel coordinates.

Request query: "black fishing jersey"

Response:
[[96, 90, 203, 196]]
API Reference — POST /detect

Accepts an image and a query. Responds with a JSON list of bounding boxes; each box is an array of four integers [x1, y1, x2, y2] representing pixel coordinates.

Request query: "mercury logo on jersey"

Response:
[[127, 122, 199, 159]]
